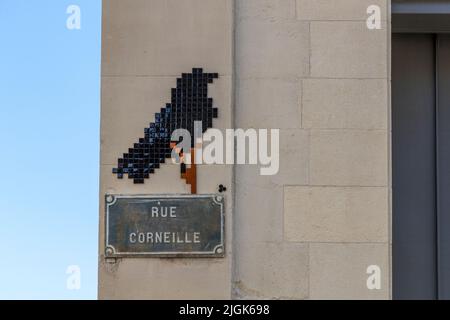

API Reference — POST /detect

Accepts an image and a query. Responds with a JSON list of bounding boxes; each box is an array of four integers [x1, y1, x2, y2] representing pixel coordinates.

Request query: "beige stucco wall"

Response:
[[234, 0, 391, 300], [99, 0, 234, 299], [99, 0, 391, 300]]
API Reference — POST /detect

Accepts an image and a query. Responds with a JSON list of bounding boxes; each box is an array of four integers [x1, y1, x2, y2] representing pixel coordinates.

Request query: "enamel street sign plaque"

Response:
[[105, 194, 225, 257]]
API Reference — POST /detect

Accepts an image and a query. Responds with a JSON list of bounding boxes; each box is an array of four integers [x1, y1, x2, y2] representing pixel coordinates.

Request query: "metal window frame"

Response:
[[392, 1, 450, 33], [392, 1, 450, 300]]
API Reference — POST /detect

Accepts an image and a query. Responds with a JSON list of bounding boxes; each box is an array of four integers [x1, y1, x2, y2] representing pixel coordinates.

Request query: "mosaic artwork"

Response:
[[112, 68, 219, 194]]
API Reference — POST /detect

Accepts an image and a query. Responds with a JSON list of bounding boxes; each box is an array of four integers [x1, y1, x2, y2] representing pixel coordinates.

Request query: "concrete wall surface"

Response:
[[99, 0, 234, 299], [234, 0, 390, 300]]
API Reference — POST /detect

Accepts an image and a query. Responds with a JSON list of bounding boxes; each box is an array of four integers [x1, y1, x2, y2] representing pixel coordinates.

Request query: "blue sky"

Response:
[[0, 1, 101, 299]]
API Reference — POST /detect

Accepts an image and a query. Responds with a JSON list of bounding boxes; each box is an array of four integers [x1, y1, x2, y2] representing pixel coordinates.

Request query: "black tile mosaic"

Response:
[[113, 68, 219, 184]]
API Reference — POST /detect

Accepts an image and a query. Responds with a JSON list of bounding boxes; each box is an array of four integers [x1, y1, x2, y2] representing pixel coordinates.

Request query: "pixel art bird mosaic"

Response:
[[112, 68, 219, 194]]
